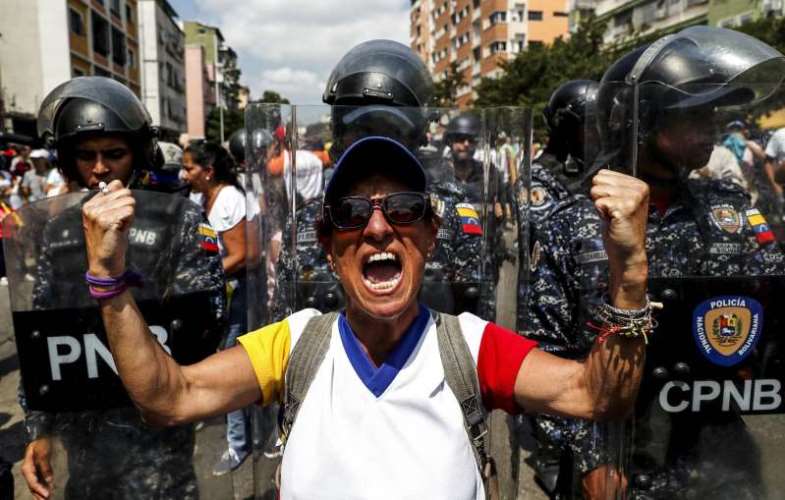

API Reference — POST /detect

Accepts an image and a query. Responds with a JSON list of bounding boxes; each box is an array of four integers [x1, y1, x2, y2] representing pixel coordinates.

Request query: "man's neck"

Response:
[[345, 302, 420, 367]]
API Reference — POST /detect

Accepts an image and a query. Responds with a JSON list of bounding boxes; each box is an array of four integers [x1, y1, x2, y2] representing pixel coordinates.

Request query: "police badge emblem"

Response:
[[530, 185, 552, 211], [692, 295, 763, 367], [709, 204, 741, 234], [430, 193, 446, 219]]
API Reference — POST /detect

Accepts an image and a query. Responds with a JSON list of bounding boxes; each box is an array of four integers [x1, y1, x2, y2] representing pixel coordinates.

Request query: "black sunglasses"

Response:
[[325, 192, 429, 230]]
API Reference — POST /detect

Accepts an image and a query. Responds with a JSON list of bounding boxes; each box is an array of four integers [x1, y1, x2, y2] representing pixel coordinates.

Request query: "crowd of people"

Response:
[[4, 25, 785, 500]]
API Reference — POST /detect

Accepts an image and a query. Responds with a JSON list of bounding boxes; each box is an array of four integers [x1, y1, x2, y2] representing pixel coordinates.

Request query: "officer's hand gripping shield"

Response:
[[3, 190, 228, 497], [599, 26, 785, 499]]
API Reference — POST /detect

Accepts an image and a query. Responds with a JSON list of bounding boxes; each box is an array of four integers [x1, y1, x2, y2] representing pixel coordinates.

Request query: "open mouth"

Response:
[[362, 251, 403, 292]]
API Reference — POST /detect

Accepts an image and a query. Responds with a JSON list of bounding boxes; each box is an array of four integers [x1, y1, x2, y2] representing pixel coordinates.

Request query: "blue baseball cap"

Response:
[[323, 135, 427, 203]]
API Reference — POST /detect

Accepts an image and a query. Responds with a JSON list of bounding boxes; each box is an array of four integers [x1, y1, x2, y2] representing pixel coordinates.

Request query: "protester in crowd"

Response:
[[181, 140, 253, 475], [22, 150, 49, 203]]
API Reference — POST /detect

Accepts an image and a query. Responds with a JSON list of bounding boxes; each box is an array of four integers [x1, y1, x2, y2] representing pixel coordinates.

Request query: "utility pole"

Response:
[[213, 32, 224, 143]]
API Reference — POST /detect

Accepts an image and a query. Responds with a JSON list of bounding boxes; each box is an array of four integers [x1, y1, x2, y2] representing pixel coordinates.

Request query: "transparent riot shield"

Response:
[[511, 80, 632, 498], [600, 26, 785, 500], [4, 190, 232, 498], [243, 102, 622, 498]]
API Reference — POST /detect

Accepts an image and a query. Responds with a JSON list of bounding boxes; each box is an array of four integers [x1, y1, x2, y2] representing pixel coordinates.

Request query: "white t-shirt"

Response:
[[207, 185, 246, 257], [45, 169, 66, 197], [239, 308, 537, 500], [282, 150, 323, 203], [765, 128, 785, 164]]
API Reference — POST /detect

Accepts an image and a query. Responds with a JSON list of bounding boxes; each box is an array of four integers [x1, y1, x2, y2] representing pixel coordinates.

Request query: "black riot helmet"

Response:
[[37, 76, 158, 186], [444, 113, 481, 162], [444, 113, 481, 142], [596, 26, 785, 175], [543, 80, 599, 166], [324, 39, 434, 158], [228, 128, 247, 164]]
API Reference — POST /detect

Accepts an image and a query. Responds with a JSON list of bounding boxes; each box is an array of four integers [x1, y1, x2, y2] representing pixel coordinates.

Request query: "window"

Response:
[[528, 10, 543, 20], [489, 11, 507, 24], [489, 41, 507, 54], [72, 67, 85, 77], [92, 12, 110, 56], [111, 27, 127, 65], [127, 48, 135, 68], [554, 11, 569, 16], [126, 4, 133, 23], [528, 40, 544, 48], [473, 46, 481, 60], [94, 66, 111, 77], [69, 8, 84, 35], [111, 0, 121, 17]]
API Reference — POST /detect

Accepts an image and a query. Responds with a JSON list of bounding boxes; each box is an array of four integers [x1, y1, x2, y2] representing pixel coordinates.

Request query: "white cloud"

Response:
[[188, 0, 411, 103]]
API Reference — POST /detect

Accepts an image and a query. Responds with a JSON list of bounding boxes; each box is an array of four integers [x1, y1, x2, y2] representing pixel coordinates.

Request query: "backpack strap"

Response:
[[280, 312, 338, 446], [433, 311, 494, 479]]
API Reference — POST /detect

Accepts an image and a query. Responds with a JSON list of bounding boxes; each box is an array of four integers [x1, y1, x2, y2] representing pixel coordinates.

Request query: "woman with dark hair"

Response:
[[181, 141, 252, 474]]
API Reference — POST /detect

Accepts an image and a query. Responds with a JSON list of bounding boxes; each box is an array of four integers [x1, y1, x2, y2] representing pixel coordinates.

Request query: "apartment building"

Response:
[[583, 0, 784, 45], [183, 21, 241, 140], [0, 0, 141, 136], [411, 0, 569, 106], [138, 0, 186, 140]]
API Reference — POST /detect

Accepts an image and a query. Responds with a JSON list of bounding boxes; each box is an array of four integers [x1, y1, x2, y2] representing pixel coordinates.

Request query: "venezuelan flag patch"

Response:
[[198, 223, 219, 253], [745, 209, 775, 245], [456, 203, 482, 235]]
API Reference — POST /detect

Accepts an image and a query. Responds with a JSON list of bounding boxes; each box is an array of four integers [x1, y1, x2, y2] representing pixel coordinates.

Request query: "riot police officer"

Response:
[[516, 79, 611, 498], [442, 112, 504, 318], [525, 27, 785, 499], [269, 39, 486, 320], [19, 76, 226, 499]]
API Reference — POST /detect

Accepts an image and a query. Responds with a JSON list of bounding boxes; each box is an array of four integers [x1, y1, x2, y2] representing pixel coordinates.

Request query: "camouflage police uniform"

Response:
[[515, 153, 575, 331], [423, 152, 491, 318], [270, 198, 343, 321], [22, 189, 226, 500], [524, 176, 785, 490], [438, 154, 504, 320]]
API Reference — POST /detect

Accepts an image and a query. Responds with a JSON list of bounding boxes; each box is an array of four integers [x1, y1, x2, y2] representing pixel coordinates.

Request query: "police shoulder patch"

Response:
[[692, 295, 763, 367], [456, 203, 482, 235], [708, 204, 741, 234], [430, 193, 446, 219], [745, 208, 776, 245], [197, 223, 219, 253]]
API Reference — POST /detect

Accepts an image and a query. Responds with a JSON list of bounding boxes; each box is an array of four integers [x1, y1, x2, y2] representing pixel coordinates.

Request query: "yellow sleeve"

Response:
[[238, 319, 291, 406]]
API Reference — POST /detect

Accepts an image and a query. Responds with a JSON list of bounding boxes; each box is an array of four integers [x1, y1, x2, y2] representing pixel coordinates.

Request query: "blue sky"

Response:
[[169, 0, 410, 104]]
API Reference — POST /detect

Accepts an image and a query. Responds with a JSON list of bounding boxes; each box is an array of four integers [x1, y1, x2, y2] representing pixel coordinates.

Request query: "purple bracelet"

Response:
[[85, 270, 143, 300], [88, 284, 129, 300]]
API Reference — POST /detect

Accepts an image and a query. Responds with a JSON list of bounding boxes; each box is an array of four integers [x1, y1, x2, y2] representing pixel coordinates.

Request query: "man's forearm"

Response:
[[99, 291, 188, 424]]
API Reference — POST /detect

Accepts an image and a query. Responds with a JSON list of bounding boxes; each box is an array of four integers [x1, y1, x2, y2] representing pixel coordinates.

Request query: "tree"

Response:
[[431, 61, 466, 107], [205, 107, 243, 143], [260, 90, 290, 104]]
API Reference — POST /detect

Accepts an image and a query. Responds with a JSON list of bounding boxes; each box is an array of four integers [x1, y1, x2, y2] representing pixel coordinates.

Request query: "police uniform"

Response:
[[271, 199, 343, 321], [439, 155, 504, 320], [23, 189, 226, 500], [524, 177, 785, 488]]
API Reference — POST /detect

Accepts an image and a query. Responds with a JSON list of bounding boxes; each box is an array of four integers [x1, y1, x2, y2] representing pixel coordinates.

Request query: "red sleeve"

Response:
[[477, 322, 537, 414]]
